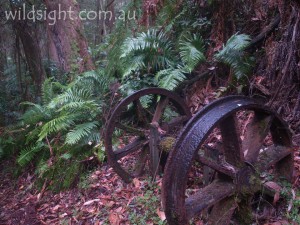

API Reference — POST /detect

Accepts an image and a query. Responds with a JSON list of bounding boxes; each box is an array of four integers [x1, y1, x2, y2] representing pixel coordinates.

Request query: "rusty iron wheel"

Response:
[[105, 88, 191, 183], [162, 96, 294, 225]]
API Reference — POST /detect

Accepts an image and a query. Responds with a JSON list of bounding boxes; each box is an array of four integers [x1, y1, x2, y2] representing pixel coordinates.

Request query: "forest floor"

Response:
[[0, 152, 300, 225], [0, 159, 167, 225], [1, 82, 300, 225]]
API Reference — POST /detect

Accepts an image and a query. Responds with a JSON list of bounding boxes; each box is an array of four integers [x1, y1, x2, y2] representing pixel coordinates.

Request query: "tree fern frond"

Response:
[[25, 126, 42, 145], [74, 70, 111, 91], [215, 34, 253, 79], [38, 114, 76, 141], [42, 78, 55, 105], [57, 100, 100, 113], [219, 33, 251, 52], [120, 29, 175, 76], [41, 78, 66, 105], [65, 121, 99, 145], [122, 55, 146, 77], [179, 32, 206, 72], [156, 68, 186, 90], [78, 128, 101, 146], [21, 102, 53, 124], [48, 88, 93, 109], [17, 142, 44, 167]]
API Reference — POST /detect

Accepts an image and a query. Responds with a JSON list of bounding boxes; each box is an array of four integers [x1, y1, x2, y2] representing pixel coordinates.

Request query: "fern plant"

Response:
[[17, 142, 45, 167], [11, 69, 112, 190], [215, 33, 253, 79], [120, 29, 175, 77], [155, 32, 206, 90], [179, 33, 206, 72], [120, 29, 206, 91], [156, 68, 186, 90]]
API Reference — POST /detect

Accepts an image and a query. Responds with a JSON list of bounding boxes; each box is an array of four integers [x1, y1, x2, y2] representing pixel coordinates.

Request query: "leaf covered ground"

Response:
[[0, 160, 167, 225], [0, 151, 300, 225]]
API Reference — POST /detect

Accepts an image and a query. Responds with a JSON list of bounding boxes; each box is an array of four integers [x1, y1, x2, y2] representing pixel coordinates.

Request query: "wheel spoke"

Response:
[[149, 124, 161, 177], [203, 144, 221, 184], [185, 181, 235, 219], [152, 97, 169, 123], [243, 113, 273, 163], [195, 153, 237, 178], [115, 138, 148, 160], [115, 122, 145, 136], [256, 145, 293, 172], [219, 115, 244, 167], [209, 196, 237, 225], [262, 181, 282, 197], [133, 146, 149, 177]]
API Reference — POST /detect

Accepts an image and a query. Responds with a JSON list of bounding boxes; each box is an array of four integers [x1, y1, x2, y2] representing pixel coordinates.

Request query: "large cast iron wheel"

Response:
[[105, 88, 191, 183], [162, 96, 294, 225]]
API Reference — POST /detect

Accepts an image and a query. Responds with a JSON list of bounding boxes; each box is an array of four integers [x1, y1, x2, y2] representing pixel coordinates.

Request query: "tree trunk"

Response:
[[14, 36, 24, 99], [106, 0, 116, 33], [10, 3, 46, 98], [44, 0, 95, 75], [0, 29, 5, 126]]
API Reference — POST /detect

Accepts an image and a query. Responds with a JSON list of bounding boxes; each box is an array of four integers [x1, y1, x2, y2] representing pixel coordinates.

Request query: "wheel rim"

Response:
[[162, 96, 294, 224], [105, 88, 191, 183]]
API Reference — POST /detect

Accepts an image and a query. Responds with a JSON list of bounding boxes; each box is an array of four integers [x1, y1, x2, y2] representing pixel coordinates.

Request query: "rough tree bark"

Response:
[[44, 0, 95, 75], [207, 0, 237, 59], [10, 3, 46, 97], [0, 28, 6, 126], [106, 0, 116, 33]]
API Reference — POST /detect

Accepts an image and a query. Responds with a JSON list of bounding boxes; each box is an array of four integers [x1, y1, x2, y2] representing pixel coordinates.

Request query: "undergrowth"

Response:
[[0, 70, 113, 191]]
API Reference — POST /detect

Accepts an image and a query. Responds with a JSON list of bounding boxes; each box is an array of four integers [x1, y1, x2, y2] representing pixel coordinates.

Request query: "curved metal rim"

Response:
[[162, 95, 293, 224], [105, 87, 192, 182]]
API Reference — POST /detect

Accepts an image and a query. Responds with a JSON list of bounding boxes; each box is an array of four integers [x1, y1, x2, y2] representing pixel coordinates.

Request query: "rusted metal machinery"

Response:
[[162, 96, 294, 224], [104, 88, 191, 183], [105, 88, 294, 224]]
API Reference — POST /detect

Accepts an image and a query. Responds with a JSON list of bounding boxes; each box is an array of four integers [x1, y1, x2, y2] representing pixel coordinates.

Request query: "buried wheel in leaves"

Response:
[[162, 96, 295, 225], [104, 88, 191, 183]]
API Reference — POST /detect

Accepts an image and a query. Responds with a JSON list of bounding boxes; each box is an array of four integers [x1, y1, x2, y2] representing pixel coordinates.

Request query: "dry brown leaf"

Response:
[[52, 205, 61, 211], [106, 201, 115, 208], [59, 213, 68, 218], [132, 178, 140, 188], [109, 212, 120, 225], [273, 192, 280, 205], [156, 208, 166, 221], [115, 206, 123, 213], [264, 181, 282, 205], [83, 199, 100, 206]]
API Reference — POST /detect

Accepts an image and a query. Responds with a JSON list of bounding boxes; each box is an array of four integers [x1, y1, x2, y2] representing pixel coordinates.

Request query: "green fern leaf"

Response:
[[215, 34, 252, 79], [25, 126, 42, 145], [156, 68, 186, 90], [21, 102, 53, 125], [48, 88, 93, 109], [17, 142, 44, 167], [120, 29, 175, 76], [65, 122, 99, 145], [57, 100, 100, 113], [38, 114, 76, 141], [179, 33, 206, 72]]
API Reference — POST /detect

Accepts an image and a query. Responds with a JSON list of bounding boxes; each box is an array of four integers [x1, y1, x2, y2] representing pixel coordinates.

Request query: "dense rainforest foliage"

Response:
[[0, 0, 300, 224], [0, 0, 299, 194]]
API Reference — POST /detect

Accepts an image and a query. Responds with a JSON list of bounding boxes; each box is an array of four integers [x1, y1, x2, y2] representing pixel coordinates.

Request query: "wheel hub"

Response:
[[235, 164, 261, 195]]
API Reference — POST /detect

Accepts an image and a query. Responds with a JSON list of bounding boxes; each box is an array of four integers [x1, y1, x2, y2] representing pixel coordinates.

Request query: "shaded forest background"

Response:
[[0, 0, 300, 223]]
